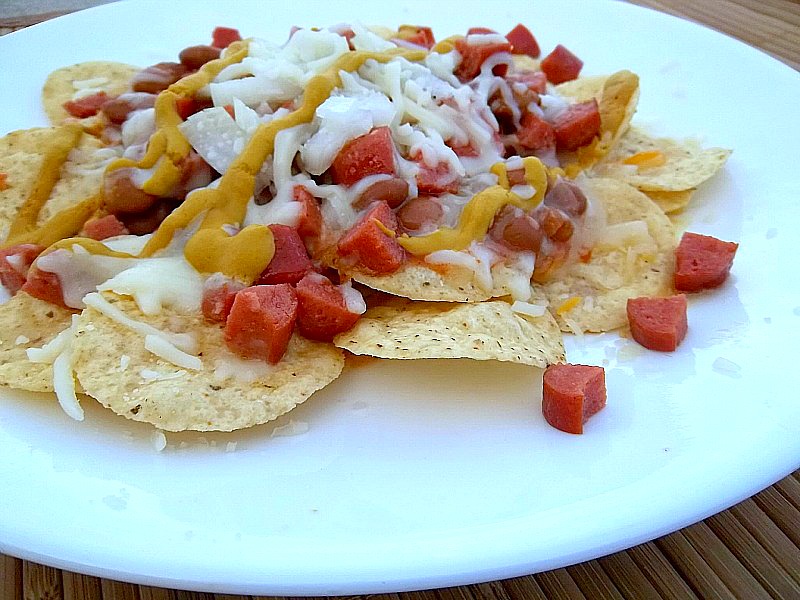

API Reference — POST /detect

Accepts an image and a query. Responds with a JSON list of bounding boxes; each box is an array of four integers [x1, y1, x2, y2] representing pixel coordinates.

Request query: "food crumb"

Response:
[[150, 430, 167, 452], [712, 356, 742, 378]]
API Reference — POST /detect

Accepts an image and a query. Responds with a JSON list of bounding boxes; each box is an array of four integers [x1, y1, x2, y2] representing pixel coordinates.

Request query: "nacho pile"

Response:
[[0, 22, 729, 433]]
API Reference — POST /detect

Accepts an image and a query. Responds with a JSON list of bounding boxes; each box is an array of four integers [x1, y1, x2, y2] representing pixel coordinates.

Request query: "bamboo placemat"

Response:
[[1, 1, 798, 598]]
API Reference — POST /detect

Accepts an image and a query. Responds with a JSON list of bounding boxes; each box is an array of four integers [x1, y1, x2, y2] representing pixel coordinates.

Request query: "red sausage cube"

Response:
[[552, 99, 601, 152], [201, 273, 246, 322], [212, 26, 242, 49], [674, 232, 738, 292], [337, 201, 406, 274], [296, 273, 362, 342], [540, 44, 583, 84], [454, 38, 512, 81], [396, 25, 436, 49], [82, 214, 130, 240], [293, 185, 323, 240], [330, 127, 396, 186], [255, 224, 313, 286], [506, 23, 541, 58], [0, 244, 44, 294], [517, 112, 556, 152], [20, 266, 68, 309], [63, 91, 110, 119], [627, 295, 688, 352], [542, 364, 606, 434], [224, 284, 297, 364]]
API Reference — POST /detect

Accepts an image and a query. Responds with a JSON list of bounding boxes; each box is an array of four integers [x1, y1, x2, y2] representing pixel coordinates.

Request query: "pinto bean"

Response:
[[353, 177, 409, 210], [396, 197, 443, 232], [118, 200, 176, 235], [499, 214, 543, 253], [544, 179, 587, 217], [103, 168, 157, 215], [131, 62, 190, 94], [179, 45, 221, 70], [100, 92, 157, 124]]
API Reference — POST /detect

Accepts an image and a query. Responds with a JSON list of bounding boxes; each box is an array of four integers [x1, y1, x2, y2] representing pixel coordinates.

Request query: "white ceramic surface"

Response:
[[0, 0, 799, 595]]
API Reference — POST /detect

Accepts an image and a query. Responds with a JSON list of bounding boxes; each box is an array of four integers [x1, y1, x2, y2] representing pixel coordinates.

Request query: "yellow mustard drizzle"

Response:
[[398, 157, 548, 256], [6, 122, 83, 240]]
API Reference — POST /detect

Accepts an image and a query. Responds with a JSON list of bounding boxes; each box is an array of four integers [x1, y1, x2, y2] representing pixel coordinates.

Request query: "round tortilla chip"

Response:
[[0, 292, 75, 393], [594, 126, 731, 192], [42, 61, 139, 125], [334, 298, 565, 367], [530, 177, 675, 333], [72, 296, 345, 432]]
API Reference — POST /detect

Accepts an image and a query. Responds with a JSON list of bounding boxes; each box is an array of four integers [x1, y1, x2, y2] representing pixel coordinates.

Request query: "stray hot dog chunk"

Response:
[[552, 99, 601, 152], [211, 26, 242, 49], [674, 232, 738, 292], [506, 23, 540, 58], [540, 44, 583, 84], [542, 364, 606, 434], [627, 295, 688, 352]]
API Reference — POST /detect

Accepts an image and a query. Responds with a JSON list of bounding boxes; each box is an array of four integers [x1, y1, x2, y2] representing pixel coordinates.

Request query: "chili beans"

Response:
[[100, 92, 157, 124], [179, 45, 221, 70], [103, 168, 157, 215], [131, 62, 190, 94], [396, 197, 443, 232]]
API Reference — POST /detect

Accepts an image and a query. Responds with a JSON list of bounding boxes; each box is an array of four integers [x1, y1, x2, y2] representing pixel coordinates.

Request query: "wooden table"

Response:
[[1, 1, 798, 598]]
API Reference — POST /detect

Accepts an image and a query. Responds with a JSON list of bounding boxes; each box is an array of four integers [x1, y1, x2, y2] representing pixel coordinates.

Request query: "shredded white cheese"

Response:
[[144, 334, 203, 370]]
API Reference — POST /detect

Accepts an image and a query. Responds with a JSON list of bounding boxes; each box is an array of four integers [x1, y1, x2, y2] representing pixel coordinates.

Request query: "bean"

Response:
[[103, 168, 157, 214], [131, 62, 190, 94], [354, 177, 409, 210], [100, 92, 156, 124], [543, 179, 587, 216], [179, 45, 221, 70], [396, 197, 443, 231]]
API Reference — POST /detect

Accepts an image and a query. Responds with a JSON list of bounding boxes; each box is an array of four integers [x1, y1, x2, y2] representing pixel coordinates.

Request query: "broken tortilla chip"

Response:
[[530, 177, 675, 333], [0, 292, 75, 392], [72, 295, 344, 432], [644, 188, 696, 214], [593, 126, 731, 192], [334, 298, 565, 367], [41, 61, 139, 125]]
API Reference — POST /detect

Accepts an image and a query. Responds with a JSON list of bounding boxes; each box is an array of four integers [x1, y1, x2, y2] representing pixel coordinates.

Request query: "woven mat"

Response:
[[0, 1, 798, 598]]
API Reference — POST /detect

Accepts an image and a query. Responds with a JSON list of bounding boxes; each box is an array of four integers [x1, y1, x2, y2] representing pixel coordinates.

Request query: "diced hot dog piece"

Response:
[[330, 127, 396, 186], [337, 201, 407, 274], [100, 92, 157, 124], [293, 185, 322, 240], [179, 45, 222, 70], [82, 214, 130, 240], [131, 62, 190, 94], [540, 44, 583, 84], [467, 27, 497, 35], [20, 266, 68, 309], [353, 177, 409, 210], [395, 25, 436, 49], [542, 364, 606, 434], [0, 244, 44, 294], [506, 23, 540, 58], [397, 197, 444, 232], [537, 206, 574, 242], [62, 91, 110, 119], [295, 273, 363, 342], [212, 26, 242, 49], [201, 273, 246, 322], [415, 160, 460, 195], [674, 232, 738, 292], [224, 284, 297, 364], [454, 37, 512, 81], [517, 112, 556, 152], [552, 99, 601, 152], [255, 225, 313, 286], [104, 168, 158, 215], [544, 179, 588, 217], [627, 295, 688, 352]]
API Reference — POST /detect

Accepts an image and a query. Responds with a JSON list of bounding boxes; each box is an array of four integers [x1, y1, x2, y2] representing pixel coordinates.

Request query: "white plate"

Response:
[[1, 0, 799, 595]]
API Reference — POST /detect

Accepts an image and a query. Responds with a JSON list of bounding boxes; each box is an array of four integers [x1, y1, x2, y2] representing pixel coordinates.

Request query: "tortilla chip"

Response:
[[334, 298, 565, 367], [644, 189, 695, 214], [557, 71, 640, 174], [0, 152, 45, 239], [0, 292, 75, 392], [530, 178, 675, 333], [72, 295, 345, 432], [350, 262, 493, 302], [42, 61, 139, 125], [594, 126, 731, 191]]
